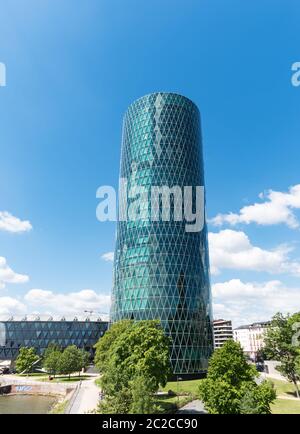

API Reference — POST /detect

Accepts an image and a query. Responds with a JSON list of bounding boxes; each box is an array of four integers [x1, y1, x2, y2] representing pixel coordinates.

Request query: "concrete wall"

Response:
[[0, 377, 74, 396], [9, 383, 72, 396]]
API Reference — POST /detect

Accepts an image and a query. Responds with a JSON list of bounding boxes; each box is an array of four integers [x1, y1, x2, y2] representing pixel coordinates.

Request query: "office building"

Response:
[[213, 319, 233, 348], [0, 315, 108, 361], [110, 92, 213, 376], [233, 321, 270, 361]]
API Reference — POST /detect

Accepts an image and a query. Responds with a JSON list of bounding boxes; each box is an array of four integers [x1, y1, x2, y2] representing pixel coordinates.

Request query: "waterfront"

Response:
[[0, 395, 56, 414]]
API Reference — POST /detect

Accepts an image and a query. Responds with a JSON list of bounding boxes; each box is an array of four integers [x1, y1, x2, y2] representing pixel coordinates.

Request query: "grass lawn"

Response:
[[154, 395, 192, 414], [271, 399, 300, 414], [267, 378, 300, 414], [268, 378, 299, 398], [161, 379, 202, 397], [37, 375, 92, 383], [17, 372, 46, 377], [155, 378, 203, 413]]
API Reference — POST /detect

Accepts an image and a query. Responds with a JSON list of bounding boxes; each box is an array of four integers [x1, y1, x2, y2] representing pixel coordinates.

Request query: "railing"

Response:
[[65, 381, 82, 414]]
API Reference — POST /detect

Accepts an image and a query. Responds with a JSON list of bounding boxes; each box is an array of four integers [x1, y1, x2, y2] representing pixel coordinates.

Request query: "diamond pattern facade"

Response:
[[0, 320, 108, 360], [111, 93, 213, 375]]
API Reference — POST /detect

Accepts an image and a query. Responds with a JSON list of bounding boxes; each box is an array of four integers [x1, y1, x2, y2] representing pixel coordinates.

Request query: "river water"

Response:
[[0, 394, 56, 414]]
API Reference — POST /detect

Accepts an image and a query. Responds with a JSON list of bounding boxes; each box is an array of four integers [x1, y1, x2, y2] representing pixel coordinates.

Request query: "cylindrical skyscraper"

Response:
[[111, 92, 213, 376]]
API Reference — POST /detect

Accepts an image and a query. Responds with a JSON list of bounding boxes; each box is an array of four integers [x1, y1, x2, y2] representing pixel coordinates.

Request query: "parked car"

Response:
[[255, 362, 265, 372]]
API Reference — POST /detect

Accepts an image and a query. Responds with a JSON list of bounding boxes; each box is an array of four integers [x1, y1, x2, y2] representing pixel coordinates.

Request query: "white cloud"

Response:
[[213, 278, 281, 298], [210, 184, 300, 229], [0, 297, 26, 315], [212, 279, 300, 326], [101, 252, 114, 262], [24, 288, 111, 316], [4, 278, 298, 327], [0, 256, 29, 289], [208, 229, 300, 276], [0, 211, 32, 233]]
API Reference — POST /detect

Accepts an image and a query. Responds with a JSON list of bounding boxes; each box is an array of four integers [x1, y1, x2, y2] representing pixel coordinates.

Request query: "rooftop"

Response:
[[213, 319, 232, 323], [234, 321, 271, 330], [0, 314, 109, 323]]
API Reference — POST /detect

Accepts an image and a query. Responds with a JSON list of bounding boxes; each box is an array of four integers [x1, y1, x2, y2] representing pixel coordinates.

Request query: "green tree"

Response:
[[59, 345, 84, 378], [204, 339, 256, 386], [94, 320, 131, 373], [129, 375, 161, 414], [15, 347, 40, 374], [95, 320, 171, 414], [99, 386, 132, 414], [239, 381, 276, 414], [263, 312, 300, 398], [198, 378, 241, 414], [198, 340, 276, 414], [78, 349, 91, 375], [42, 344, 62, 377]]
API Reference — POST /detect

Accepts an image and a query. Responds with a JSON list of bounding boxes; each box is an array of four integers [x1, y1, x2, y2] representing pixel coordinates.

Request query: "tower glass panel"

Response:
[[110, 93, 213, 375]]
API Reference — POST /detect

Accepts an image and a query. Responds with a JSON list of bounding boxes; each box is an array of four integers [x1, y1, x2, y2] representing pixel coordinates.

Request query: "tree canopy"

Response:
[[198, 340, 276, 414], [42, 344, 62, 377], [42, 343, 89, 378], [15, 347, 40, 374], [95, 319, 171, 414], [59, 345, 88, 378], [263, 312, 300, 398]]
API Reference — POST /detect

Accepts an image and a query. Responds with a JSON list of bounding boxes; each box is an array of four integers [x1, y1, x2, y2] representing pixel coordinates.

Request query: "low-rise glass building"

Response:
[[0, 316, 108, 360]]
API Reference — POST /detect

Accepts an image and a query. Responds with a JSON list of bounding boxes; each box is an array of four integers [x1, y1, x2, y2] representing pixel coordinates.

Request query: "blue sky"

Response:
[[0, 0, 299, 325]]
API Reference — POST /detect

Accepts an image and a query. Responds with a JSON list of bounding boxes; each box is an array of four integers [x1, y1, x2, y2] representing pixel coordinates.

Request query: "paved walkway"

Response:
[[177, 399, 207, 414], [68, 378, 100, 414]]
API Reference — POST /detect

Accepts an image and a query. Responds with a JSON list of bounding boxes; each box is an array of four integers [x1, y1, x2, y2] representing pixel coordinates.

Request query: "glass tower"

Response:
[[110, 92, 213, 376]]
